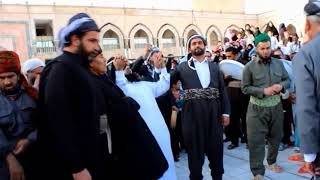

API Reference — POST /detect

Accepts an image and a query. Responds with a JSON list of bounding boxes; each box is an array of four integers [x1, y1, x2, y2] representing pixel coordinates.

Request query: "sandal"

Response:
[[227, 144, 239, 150], [288, 154, 304, 163], [266, 163, 284, 173], [298, 164, 309, 174], [309, 167, 320, 180]]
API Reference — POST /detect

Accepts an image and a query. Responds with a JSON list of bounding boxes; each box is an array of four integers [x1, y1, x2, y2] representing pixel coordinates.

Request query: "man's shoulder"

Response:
[[244, 59, 256, 68], [176, 61, 188, 70], [271, 57, 282, 64], [299, 35, 320, 55]]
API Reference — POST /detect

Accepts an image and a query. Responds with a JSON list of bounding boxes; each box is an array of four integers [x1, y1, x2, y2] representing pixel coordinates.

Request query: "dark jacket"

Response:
[[92, 74, 168, 180], [37, 51, 100, 180], [0, 88, 37, 180]]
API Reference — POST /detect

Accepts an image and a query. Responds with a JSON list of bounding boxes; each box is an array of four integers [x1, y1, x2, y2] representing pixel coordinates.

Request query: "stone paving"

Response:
[[175, 143, 312, 180]]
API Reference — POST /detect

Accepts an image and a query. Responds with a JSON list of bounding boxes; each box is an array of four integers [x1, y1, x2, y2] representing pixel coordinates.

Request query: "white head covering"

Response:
[[22, 58, 45, 74], [205, 48, 213, 54]]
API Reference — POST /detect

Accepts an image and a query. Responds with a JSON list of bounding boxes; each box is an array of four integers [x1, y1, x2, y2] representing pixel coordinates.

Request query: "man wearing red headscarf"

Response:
[[0, 51, 38, 180]]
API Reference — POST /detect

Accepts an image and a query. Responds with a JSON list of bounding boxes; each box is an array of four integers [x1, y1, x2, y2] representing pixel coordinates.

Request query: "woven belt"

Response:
[[184, 88, 220, 101], [228, 80, 241, 88], [250, 95, 281, 107]]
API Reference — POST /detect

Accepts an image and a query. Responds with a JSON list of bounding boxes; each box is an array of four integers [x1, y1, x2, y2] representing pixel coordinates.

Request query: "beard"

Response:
[[78, 42, 91, 57], [257, 51, 271, 62], [191, 47, 205, 56], [1, 84, 19, 95], [28, 76, 36, 85]]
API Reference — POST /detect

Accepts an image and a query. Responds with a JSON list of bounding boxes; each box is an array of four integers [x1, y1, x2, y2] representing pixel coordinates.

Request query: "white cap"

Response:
[[205, 48, 212, 54], [22, 58, 45, 74]]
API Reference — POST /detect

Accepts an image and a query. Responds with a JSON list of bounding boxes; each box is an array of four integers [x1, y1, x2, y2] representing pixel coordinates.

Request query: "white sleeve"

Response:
[[115, 70, 129, 95], [147, 68, 170, 98], [304, 154, 317, 163]]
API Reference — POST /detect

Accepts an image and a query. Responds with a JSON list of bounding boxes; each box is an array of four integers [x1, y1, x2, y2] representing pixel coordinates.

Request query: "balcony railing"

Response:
[[32, 36, 59, 58]]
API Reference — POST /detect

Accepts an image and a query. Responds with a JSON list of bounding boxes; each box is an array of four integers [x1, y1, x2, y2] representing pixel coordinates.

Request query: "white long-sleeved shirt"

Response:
[[193, 58, 210, 88], [192, 57, 229, 117], [270, 36, 279, 50], [115, 68, 177, 180], [304, 154, 317, 163]]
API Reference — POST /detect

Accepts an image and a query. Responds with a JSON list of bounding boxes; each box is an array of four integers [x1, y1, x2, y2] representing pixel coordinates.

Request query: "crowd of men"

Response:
[[1, 0, 320, 180]]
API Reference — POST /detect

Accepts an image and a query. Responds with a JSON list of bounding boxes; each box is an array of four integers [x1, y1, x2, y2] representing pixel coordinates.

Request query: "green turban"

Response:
[[254, 33, 271, 46]]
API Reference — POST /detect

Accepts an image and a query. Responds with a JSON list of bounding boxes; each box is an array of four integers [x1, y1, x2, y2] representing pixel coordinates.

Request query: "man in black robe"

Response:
[[172, 35, 230, 180], [88, 51, 168, 180], [37, 13, 102, 180], [224, 46, 249, 149]]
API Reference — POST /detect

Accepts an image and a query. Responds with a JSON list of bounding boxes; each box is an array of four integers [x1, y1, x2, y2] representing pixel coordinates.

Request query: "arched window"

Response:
[[209, 31, 219, 47], [134, 29, 149, 49], [162, 29, 176, 48], [187, 29, 198, 39], [102, 30, 120, 49]]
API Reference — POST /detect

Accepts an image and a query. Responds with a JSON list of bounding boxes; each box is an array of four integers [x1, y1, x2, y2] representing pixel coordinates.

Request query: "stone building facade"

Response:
[[0, 0, 304, 62]]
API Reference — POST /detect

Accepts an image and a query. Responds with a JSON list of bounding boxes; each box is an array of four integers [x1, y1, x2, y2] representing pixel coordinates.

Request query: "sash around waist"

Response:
[[250, 95, 281, 107], [183, 88, 220, 101]]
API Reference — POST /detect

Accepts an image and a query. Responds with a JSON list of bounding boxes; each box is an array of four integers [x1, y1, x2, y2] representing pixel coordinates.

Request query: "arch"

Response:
[[206, 25, 222, 48], [100, 23, 125, 49], [157, 24, 180, 48], [161, 29, 176, 48], [128, 23, 154, 49], [182, 24, 202, 47], [133, 29, 149, 49], [102, 30, 120, 50]]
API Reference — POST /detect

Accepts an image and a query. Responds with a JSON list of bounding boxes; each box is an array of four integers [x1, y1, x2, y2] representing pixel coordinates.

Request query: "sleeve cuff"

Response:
[[304, 154, 317, 162], [155, 67, 167, 74], [154, 68, 161, 73], [222, 114, 229, 117]]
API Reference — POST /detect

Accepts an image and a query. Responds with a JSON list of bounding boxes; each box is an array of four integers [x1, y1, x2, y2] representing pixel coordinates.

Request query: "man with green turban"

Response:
[[241, 33, 290, 180]]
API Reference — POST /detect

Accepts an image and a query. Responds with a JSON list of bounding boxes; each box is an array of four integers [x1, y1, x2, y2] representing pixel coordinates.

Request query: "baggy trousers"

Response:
[[246, 102, 283, 176]]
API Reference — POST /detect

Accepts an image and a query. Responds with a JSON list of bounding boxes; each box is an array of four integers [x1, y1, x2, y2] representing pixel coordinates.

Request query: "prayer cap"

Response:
[[22, 58, 45, 74], [254, 33, 271, 46], [304, 0, 320, 16], [186, 35, 207, 49]]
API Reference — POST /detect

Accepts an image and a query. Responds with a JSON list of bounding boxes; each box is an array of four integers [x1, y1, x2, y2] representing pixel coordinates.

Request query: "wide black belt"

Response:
[[184, 88, 220, 101]]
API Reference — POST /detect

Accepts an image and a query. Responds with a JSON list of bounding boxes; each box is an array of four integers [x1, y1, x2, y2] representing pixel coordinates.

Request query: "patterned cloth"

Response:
[[184, 88, 220, 101], [250, 95, 281, 107], [0, 51, 37, 100]]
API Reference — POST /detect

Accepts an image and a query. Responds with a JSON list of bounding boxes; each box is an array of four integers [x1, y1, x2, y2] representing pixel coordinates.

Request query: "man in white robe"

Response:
[[113, 53, 177, 180]]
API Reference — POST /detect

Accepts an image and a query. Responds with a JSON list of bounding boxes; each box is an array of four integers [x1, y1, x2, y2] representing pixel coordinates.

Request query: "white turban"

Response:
[[22, 58, 45, 74]]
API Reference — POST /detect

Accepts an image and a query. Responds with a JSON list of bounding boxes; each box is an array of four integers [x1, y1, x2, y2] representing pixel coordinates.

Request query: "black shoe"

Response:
[[174, 156, 179, 162], [224, 138, 230, 142], [227, 144, 239, 150], [241, 137, 246, 143]]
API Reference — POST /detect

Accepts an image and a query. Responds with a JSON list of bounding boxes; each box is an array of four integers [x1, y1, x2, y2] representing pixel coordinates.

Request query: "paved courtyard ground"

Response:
[[175, 143, 311, 180]]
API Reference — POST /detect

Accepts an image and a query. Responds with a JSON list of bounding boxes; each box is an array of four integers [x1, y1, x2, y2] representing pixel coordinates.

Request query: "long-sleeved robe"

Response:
[[293, 33, 320, 159], [115, 68, 177, 180]]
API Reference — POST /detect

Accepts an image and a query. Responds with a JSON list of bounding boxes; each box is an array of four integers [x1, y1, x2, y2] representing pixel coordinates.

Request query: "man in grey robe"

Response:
[[293, 0, 320, 178]]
